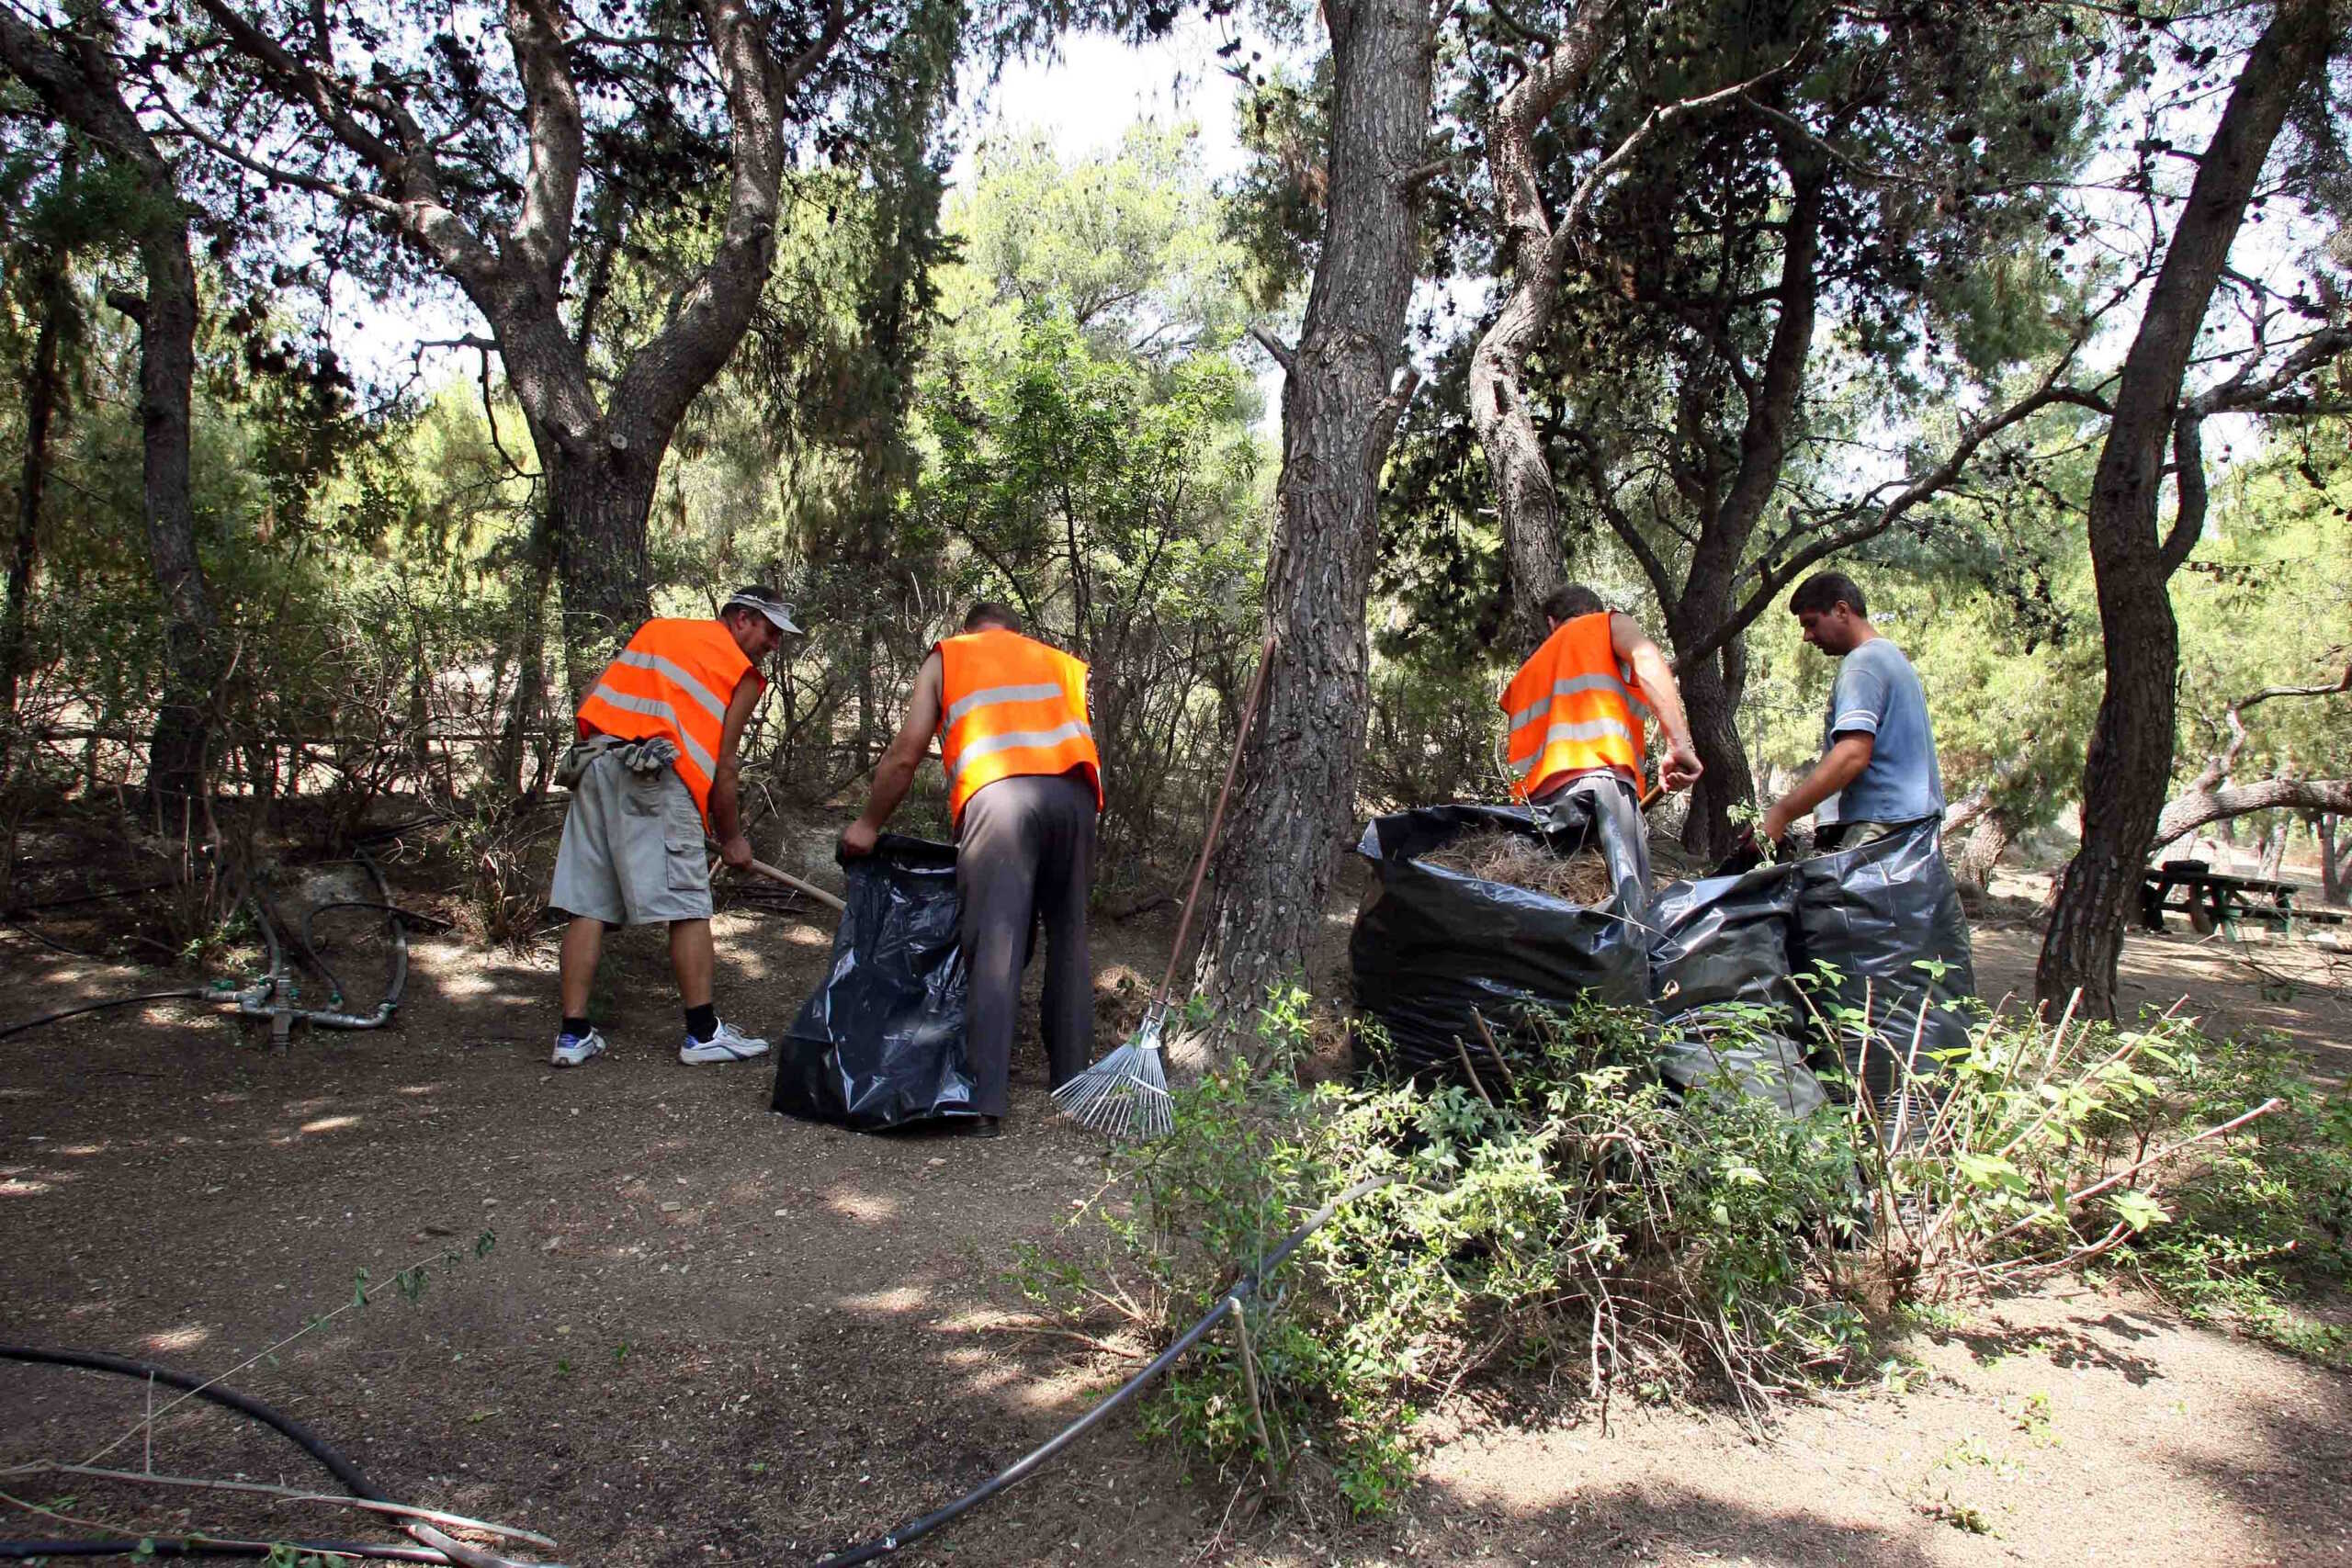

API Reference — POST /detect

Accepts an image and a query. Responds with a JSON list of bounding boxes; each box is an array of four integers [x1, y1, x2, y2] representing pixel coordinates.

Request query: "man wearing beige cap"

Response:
[[548, 587, 800, 1068]]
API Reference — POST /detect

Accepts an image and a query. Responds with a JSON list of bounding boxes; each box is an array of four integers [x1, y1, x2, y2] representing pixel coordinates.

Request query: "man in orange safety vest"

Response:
[[548, 587, 799, 1070], [843, 603, 1102, 1135], [1501, 584, 1704, 889]]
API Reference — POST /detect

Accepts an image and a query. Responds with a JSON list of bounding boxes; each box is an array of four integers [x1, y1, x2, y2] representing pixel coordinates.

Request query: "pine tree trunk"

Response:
[[2314, 815, 2345, 907], [1672, 647, 1755, 857], [548, 448, 659, 704], [125, 231, 217, 823], [1952, 809, 2013, 894], [2036, 0, 2334, 1017], [0, 250, 69, 780], [1190, 0, 1435, 1026], [492, 509, 557, 796]]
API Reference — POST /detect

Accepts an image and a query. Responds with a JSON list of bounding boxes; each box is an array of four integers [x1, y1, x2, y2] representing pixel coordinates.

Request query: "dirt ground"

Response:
[[2, 837, 2347, 1566]]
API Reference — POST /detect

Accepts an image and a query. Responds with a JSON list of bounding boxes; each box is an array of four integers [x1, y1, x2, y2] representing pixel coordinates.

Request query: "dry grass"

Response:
[[1417, 828, 1620, 906]]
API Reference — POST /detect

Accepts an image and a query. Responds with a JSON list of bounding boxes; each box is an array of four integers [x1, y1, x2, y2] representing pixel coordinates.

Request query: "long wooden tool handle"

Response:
[[1155, 633, 1279, 1006], [742, 857, 848, 913]]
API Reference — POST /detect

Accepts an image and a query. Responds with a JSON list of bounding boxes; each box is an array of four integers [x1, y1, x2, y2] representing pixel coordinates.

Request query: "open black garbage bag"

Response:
[[1351, 786, 1650, 1083], [1791, 818, 1976, 1114], [1646, 867, 1828, 1119], [772, 834, 978, 1132]]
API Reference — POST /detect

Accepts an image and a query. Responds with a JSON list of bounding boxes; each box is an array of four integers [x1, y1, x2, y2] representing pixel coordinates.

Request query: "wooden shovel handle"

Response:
[[739, 856, 848, 913], [1155, 632, 1280, 1006]]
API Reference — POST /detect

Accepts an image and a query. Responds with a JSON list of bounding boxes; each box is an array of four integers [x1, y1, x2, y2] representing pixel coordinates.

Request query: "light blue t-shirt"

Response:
[[1819, 637, 1944, 825]]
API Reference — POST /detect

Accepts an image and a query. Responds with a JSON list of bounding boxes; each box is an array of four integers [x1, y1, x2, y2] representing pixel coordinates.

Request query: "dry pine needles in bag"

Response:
[[1415, 827, 1620, 906]]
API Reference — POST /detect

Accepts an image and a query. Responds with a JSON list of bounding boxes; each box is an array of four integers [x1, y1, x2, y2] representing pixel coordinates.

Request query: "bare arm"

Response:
[[1609, 613, 1702, 790], [1760, 733, 1874, 843], [708, 671, 764, 866], [842, 651, 944, 856]]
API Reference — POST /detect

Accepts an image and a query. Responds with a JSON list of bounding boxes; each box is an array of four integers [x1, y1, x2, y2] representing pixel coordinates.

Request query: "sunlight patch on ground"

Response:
[[0, 1177, 54, 1196], [822, 1188, 903, 1225], [393, 1082, 449, 1097], [56, 1143, 108, 1156], [435, 968, 512, 999], [299, 1114, 361, 1135], [143, 1324, 211, 1353], [834, 1285, 929, 1315]]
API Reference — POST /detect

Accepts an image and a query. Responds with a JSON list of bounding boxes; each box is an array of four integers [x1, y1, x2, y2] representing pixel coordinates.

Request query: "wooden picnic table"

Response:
[[2139, 861, 2301, 936]]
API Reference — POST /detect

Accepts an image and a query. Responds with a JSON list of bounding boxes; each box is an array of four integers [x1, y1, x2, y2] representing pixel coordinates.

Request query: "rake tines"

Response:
[[1053, 1011, 1174, 1139]]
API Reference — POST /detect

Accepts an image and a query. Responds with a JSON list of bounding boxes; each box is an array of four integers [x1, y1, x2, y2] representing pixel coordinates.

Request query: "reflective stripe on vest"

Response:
[[1499, 613, 1646, 802], [936, 629, 1104, 826], [574, 618, 756, 823]]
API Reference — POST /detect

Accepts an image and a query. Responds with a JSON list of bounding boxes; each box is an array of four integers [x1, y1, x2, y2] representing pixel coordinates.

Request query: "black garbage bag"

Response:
[[1351, 786, 1650, 1083], [1791, 818, 1976, 1116], [1646, 867, 1828, 1119], [772, 834, 978, 1132]]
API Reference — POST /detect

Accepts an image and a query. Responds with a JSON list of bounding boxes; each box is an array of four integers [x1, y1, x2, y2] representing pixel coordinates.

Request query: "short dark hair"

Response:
[[964, 601, 1021, 633], [1789, 570, 1866, 620], [1541, 584, 1608, 624]]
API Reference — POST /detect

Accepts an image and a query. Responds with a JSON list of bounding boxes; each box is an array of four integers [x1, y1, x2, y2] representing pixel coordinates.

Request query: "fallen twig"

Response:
[[1, 1461, 556, 1548]]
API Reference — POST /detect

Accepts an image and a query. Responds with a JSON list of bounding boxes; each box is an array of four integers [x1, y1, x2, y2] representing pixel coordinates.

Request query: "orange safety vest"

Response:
[[1499, 612, 1655, 802], [574, 618, 760, 824], [936, 628, 1103, 827]]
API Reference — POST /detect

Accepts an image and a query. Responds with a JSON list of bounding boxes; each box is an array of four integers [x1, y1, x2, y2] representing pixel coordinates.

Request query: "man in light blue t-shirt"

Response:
[[1759, 570, 1945, 852]]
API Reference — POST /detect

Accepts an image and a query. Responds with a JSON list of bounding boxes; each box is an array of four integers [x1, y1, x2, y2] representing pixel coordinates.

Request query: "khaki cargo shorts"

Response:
[[548, 745, 713, 927]]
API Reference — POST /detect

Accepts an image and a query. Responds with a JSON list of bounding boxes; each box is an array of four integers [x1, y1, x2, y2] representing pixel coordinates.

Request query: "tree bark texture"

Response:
[[2312, 814, 2348, 907], [1191, 0, 1436, 1027], [128, 231, 217, 820], [2035, 0, 2335, 1019], [1466, 4, 1618, 648], [0, 11, 219, 820], [1951, 809, 2013, 894], [2154, 777, 2352, 848], [0, 249, 69, 777]]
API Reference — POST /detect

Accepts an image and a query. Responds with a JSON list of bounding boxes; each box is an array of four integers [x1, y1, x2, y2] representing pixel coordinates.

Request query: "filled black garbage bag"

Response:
[[772, 833, 978, 1132], [1351, 790, 1650, 1083], [1791, 818, 1976, 1114], [1646, 866, 1828, 1120]]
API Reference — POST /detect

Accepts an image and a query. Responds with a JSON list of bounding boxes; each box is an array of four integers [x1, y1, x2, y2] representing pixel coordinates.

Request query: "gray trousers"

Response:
[[956, 771, 1098, 1117]]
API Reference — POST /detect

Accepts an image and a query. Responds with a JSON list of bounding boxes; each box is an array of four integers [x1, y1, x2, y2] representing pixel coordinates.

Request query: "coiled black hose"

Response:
[[0, 1346, 388, 1501]]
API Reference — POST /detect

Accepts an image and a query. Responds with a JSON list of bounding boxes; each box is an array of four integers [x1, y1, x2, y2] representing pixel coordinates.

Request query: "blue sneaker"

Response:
[[551, 1028, 607, 1068]]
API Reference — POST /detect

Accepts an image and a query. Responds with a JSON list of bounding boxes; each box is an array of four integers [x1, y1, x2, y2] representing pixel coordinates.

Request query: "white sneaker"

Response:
[[551, 1028, 607, 1068], [678, 1018, 769, 1065]]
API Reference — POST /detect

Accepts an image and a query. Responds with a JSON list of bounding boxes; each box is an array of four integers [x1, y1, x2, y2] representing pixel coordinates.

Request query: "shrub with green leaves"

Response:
[[1019, 985, 2350, 1516]]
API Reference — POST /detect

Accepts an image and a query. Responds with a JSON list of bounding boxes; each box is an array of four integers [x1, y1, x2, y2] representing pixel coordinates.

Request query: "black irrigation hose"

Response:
[[0, 1346, 426, 1562], [0, 990, 216, 1044], [0, 915, 119, 964], [293, 898, 446, 1010], [272, 893, 354, 1012], [813, 1172, 1396, 1566], [0, 1347, 390, 1503]]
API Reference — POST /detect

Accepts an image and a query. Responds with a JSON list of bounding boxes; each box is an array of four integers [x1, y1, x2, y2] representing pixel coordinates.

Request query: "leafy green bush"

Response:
[[1019, 987, 2351, 1515]]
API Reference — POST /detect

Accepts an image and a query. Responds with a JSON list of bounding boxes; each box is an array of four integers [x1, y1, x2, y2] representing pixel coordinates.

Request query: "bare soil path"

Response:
[[2, 860, 2346, 1566]]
